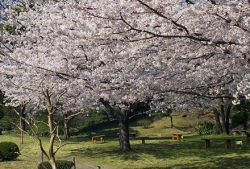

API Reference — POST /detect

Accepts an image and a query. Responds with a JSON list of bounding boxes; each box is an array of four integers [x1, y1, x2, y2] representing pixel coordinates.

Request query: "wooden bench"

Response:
[[201, 138, 233, 149], [172, 133, 183, 141], [91, 135, 105, 144], [202, 139, 211, 149], [136, 137, 149, 145], [235, 140, 243, 148], [246, 133, 250, 142], [129, 132, 137, 138], [232, 130, 247, 136], [224, 139, 231, 149], [232, 130, 250, 142], [116, 132, 137, 139]]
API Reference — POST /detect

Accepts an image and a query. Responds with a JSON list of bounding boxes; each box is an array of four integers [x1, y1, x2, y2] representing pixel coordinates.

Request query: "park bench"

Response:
[[201, 138, 232, 149], [136, 136, 149, 145], [91, 135, 105, 144], [232, 130, 250, 142], [116, 132, 137, 138], [225, 139, 245, 148], [172, 133, 183, 141], [224, 139, 231, 149], [201, 138, 244, 149], [247, 133, 250, 142], [235, 140, 243, 148], [129, 132, 137, 138], [232, 130, 247, 136], [202, 139, 211, 149]]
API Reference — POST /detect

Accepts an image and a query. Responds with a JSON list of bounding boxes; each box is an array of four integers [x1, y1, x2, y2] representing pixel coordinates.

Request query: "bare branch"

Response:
[[135, 0, 190, 34]]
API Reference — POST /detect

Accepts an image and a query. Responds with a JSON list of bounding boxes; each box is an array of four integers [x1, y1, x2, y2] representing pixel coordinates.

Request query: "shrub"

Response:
[[195, 121, 214, 135], [38, 160, 74, 169], [0, 142, 20, 161], [231, 111, 249, 128], [137, 119, 151, 129], [84, 110, 107, 128], [0, 151, 3, 162]]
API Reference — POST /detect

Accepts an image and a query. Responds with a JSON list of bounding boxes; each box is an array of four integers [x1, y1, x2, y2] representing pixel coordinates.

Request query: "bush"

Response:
[[137, 119, 151, 129], [231, 111, 249, 128], [0, 142, 20, 161], [0, 151, 3, 161], [83, 110, 107, 128], [38, 160, 74, 169], [195, 121, 214, 135]]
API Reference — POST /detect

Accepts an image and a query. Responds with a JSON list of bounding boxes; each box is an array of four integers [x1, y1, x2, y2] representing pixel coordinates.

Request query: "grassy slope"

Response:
[[83, 111, 203, 138], [133, 112, 199, 137], [0, 113, 250, 169]]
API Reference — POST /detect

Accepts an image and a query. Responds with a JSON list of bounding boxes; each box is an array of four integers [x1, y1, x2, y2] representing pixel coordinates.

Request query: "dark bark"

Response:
[[243, 121, 248, 130], [170, 115, 173, 128], [19, 105, 26, 131], [63, 119, 70, 139], [225, 104, 231, 134], [100, 98, 131, 151], [43, 89, 57, 169], [19, 105, 26, 144], [118, 114, 131, 151], [214, 94, 232, 135], [103, 111, 112, 122], [220, 97, 227, 134], [62, 112, 83, 140], [213, 108, 223, 134]]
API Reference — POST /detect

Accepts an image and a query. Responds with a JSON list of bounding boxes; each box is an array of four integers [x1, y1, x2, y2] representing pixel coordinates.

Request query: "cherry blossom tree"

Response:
[[81, 0, 249, 143], [0, 61, 95, 168], [1, 0, 249, 154], [236, 75, 250, 100]]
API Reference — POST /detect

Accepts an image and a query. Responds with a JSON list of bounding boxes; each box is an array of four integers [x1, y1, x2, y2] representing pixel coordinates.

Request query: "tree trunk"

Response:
[[19, 105, 26, 144], [44, 89, 57, 169], [49, 134, 56, 169], [219, 97, 227, 134], [99, 98, 131, 151], [118, 116, 131, 151], [213, 108, 223, 134], [48, 112, 57, 169], [216, 95, 232, 135], [50, 160, 57, 169], [225, 104, 231, 134], [20, 111, 26, 131], [170, 115, 173, 128], [63, 119, 70, 139], [243, 121, 248, 130]]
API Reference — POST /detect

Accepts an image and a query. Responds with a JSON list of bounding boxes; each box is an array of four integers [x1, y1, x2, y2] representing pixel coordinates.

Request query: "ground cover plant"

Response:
[[0, 134, 250, 169]]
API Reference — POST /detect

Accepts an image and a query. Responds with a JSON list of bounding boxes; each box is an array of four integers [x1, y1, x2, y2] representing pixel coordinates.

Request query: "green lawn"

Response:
[[0, 134, 250, 169]]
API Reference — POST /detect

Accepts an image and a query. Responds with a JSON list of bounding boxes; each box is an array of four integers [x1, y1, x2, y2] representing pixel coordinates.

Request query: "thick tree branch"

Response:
[[64, 111, 84, 121], [135, 0, 190, 34], [120, 12, 240, 45]]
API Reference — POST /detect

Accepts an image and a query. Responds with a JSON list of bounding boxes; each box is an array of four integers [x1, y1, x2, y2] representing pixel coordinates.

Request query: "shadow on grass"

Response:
[[69, 127, 143, 143], [0, 159, 25, 162], [152, 156, 250, 169], [174, 125, 193, 131], [69, 136, 250, 168], [121, 156, 250, 169]]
